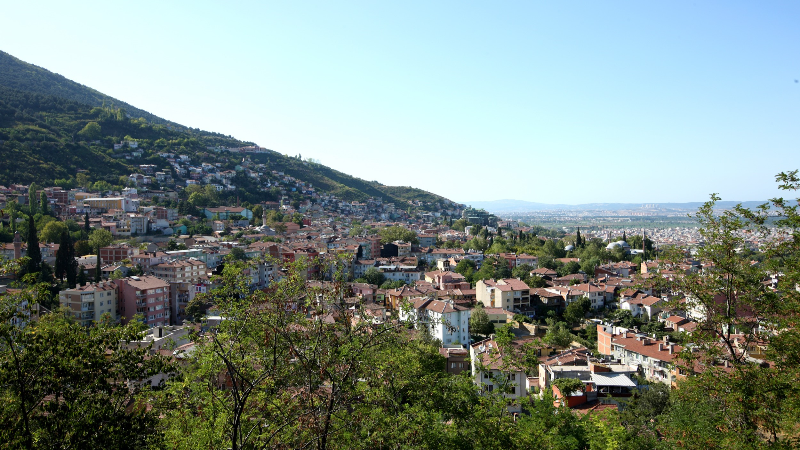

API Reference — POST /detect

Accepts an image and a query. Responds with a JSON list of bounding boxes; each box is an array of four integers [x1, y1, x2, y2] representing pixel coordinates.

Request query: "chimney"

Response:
[[663, 335, 669, 343]]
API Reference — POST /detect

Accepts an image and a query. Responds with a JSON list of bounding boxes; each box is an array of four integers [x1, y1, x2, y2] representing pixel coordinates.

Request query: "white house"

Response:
[[401, 297, 470, 346]]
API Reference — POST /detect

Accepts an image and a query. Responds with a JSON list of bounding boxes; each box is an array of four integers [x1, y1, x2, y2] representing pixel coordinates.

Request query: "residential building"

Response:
[[116, 276, 171, 327], [58, 281, 119, 326], [597, 324, 683, 386], [99, 244, 140, 264], [476, 278, 531, 312], [401, 297, 470, 346], [440, 346, 469, 375]]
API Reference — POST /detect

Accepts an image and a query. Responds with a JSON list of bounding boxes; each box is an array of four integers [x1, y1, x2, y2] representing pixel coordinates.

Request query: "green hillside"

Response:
[[0, 50, 458, 210]]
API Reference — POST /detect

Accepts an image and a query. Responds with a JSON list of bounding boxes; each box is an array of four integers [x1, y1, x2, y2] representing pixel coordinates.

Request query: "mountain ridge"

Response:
[[0, 50, 458, 211]]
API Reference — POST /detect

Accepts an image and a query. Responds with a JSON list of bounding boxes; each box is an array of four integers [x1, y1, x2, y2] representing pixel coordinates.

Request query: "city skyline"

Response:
[[2, 1, 798, 205]]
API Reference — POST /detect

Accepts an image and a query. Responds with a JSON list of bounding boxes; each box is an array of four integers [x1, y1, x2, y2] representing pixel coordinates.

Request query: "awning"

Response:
[[590, 373, 637, 387]]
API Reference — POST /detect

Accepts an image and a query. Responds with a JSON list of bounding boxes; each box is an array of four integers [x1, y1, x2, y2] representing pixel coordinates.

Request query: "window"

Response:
[[488, 385, 494, 392], [511, 373, 516, 381], [451, 363, 456, 368]]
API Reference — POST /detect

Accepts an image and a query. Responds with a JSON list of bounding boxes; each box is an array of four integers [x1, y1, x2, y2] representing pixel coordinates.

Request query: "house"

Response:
[[476, 278, 531, 312], [597, 324, 683, 386], [569, 283, 607, 310], [620, 292, 663, 319], [400, 297, 470, 346], [203, 206, 253, 220], [469, 336, 552, 409], [539, 347, 638, 409], [440, 346, 469, 375]]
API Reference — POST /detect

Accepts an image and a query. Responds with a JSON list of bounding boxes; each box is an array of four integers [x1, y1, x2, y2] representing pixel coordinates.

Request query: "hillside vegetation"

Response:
[[0, 50, 455, 210]]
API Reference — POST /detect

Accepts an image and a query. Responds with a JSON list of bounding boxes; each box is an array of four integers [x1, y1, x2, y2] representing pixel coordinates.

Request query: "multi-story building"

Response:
[[400, 297, 471, 346], [58, 281, 119, 326], [116, 276, 171, 327], [150, 258, 207, 283], [597, 324, 683, 386], [83, 197, 128, 212], [149, 259, 207, 325], [99, 243, 140, 264], [469, 337, 532, 410], [476, 278, 531, 312]]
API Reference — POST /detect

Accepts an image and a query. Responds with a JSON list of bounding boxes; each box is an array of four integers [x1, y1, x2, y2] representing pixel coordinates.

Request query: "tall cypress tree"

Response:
[[622, 230, 627, 242], [95, 255, 102, 282], [27, 215, 41, 273], [40, 192, 49, 216], [84, 213, 90, 236], [77, 265, 87, 287], [28, 183, 37, 215], [576, 227, 582, 248], [55, 230, 77, 285]]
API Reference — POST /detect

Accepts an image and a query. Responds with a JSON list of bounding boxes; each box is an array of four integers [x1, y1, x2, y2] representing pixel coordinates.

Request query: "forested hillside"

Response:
[[0, 50, 456, 210]]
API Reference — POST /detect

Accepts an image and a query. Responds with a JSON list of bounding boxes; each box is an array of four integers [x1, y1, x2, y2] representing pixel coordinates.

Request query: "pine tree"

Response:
[[26, 215, 41, 273]]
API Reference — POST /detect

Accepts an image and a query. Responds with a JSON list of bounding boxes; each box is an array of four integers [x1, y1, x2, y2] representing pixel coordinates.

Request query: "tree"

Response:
[[95, 255, 102, 281], [76, 265, 87, 286], [653, 173, 800, 447], [40, 220, 67, 244], [227, 247, 247, 261], [563, 297, 590, 325], [469, 303, 495, 337], [543, 320, 574, 348], [84, 212, 90, 235], [158, 257, 445, 449], [77, 121, 102, 140], [74, 240, 92, 256], [76, 173, 90, 189], [557, 260, 581, 277], [26, 216, 40, 274], [39, 191, 49, 216], [552, 377, 584, 396], [363, 267, 385, 286], [28, 183, 37, 215], [54, 230, 77, 286], [378, 225, 418, 245], [272, 222, 287, 235], [88, 228, 113, 253], [454, 258, 477, 283], [0, 281, 171, 448], [575, 227, 582, 248]]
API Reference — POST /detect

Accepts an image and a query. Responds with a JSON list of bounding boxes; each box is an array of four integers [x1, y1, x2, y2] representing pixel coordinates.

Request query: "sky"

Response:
[[2, 1, 799, 205]]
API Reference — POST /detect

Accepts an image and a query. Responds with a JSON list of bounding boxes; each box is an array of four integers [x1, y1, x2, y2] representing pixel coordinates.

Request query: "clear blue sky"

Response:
[[2, 1, 799, 205]]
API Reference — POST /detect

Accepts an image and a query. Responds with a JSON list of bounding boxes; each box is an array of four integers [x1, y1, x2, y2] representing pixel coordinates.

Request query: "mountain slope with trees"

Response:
[[0, 50, 457, 210]]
